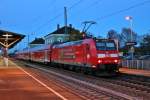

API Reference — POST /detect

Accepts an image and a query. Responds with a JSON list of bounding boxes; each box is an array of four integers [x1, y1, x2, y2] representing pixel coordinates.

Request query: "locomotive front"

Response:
[[94, 39, 120, 72]]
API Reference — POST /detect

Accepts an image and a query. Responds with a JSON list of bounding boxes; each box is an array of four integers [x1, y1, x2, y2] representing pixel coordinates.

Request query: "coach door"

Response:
[[82, 44, 90, 66]]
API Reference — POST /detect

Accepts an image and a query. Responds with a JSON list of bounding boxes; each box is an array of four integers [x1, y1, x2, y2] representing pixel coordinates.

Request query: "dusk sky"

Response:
[[0, 0, 150, 50]]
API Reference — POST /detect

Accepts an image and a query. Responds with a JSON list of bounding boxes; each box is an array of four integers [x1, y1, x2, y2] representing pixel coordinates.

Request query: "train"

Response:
[[15, 38, 120, 75]]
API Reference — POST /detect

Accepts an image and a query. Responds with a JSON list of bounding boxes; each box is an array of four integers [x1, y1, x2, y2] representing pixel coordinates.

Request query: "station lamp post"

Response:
[[125, 16, 134, 60], [125, 16, 133, 42]]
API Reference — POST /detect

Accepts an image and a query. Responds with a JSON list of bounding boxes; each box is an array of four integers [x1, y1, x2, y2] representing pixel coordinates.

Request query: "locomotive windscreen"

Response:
[[95, 40, 116, 50]]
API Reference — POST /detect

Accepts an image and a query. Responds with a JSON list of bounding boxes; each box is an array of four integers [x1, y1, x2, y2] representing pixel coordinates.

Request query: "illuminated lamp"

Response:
[[92, 65, 96, 68], [98, 60, 102, 63], [114, 59, 118, 63]]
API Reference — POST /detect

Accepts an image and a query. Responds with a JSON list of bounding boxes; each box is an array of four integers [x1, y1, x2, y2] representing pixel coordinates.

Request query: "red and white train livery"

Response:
[[16, 38, 120, 74]]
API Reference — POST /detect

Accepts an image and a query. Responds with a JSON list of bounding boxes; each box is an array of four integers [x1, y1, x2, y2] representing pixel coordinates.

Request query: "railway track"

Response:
[[19, 62, 128, 100], [117, 74, 150, 87], [113, 74, 150, 92], [97, 77, 150, 99], [15, 60, 150, 100]]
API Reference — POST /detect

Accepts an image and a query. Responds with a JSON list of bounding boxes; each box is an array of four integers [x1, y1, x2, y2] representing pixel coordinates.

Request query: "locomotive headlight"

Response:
[[97, 54, 105, 58], [110, 54, 118, 57], [114, 59, 118, 63], [87, 54, 90, 59], [98, 60, 102, 63]]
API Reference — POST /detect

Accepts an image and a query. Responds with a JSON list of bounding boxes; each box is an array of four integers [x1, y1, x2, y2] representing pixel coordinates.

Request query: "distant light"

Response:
[[92, 65, 97, 68], [125, 16, 132, 20]]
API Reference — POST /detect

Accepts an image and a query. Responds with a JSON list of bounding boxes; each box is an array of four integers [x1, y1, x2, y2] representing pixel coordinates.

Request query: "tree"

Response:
[[68, 27, 83, 41], [107, 29, 118, 39], [120, 28, 137, 42], [119, 28, 137, 48], [139, 34, 150, 54], [107, 29, 122, 48]]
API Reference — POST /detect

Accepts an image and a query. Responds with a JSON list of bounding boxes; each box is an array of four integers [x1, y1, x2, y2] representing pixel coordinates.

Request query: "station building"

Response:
[[29, 24, 82, 47], [44, 24, 81, 45]]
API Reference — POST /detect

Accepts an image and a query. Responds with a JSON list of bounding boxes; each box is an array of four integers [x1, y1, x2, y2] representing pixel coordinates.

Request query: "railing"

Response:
[[121, 60, 150, 70]]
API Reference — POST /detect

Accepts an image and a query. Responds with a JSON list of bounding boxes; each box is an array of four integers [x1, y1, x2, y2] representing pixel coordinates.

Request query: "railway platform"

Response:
[[119, 67, 150, 77], [0, 58, 84, 100]]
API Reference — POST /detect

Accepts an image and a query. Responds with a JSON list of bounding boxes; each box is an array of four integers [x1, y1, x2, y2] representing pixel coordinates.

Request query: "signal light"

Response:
[[82, 33, 86, 39]]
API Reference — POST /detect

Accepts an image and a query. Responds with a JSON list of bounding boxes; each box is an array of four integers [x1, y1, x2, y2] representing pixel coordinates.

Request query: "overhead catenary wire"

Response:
[[68, 0, 103, 16], [69, 0, 85, 9], [30, 0, 150, 38], [31, 0, 58, 25], [15, 0, 150, 50], [32, 0, 85, 33], [96, 0, 150, 20]]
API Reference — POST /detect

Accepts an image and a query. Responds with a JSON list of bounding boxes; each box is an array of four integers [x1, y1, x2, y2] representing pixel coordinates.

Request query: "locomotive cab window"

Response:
[[96, 42, 106, 50], [106, 42, 116, 50], [96, 40, 116, 50]]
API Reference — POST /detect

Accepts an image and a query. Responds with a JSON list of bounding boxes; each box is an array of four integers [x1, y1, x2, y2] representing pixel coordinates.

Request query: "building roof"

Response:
[[0, 30, 25, 49], [30, 38, 45, 44], [45, 26, 80, 37]]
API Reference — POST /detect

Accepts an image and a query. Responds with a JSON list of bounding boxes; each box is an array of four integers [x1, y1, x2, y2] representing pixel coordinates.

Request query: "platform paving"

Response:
[[119, 67, 150, 77], [0, 58, 83, 100], [0, 66, 62, 99]]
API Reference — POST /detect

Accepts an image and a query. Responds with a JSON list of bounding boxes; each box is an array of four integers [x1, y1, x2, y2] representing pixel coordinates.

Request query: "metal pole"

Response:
[[130, 18, 134, 61], [28, 34, 29, 47], [28, 34, 30, 60], [130, 19, 133, 42], [125, 16, 134, 62], [114, 39, 119, 51], [64, 7, 68, 34], [5, 48, 8, 66], [5, 34, 8, 66]]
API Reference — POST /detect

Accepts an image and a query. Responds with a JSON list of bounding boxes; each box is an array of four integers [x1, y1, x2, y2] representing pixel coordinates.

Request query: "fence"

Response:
[[121, 60, 150, 70]]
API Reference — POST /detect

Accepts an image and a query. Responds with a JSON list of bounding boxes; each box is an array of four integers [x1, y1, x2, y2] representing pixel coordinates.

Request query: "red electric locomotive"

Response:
[[51, 38, 120, 74]]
